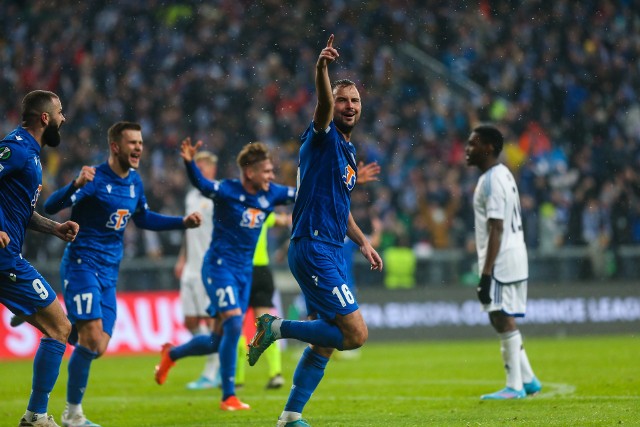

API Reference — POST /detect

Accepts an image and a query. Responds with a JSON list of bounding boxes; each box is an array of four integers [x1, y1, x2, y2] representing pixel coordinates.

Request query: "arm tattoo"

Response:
[[27, 212, 59, 235]]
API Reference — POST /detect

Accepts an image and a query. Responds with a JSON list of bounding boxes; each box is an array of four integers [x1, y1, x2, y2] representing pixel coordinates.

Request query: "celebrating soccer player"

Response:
[[247, 34, 383, 427], [1, 90, 79, 427], [43, 121, 202, 426], [154, 138, 296, 411]]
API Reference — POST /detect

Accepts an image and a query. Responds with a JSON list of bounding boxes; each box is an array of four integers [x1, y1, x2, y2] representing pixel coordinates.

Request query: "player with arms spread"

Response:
[[43, 121, 202, 427], [465, 124, 542, 400], [154, 139, 296, 411], [247, 35, 383, 427], [1, 90, 79, 427]]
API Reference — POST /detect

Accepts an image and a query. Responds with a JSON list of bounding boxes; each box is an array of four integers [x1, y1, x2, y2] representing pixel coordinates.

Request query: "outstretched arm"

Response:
[[313, 34, 339, 132]]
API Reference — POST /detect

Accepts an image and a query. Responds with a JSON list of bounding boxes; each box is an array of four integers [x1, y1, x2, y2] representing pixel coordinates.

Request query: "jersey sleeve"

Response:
[[485, 173, 506, 221], [271, 183, 296, 206], [131, 182, 184, 230], [0, 142, 28, 180], [43, 180, 90, 214], [184, 160, 221, 199]]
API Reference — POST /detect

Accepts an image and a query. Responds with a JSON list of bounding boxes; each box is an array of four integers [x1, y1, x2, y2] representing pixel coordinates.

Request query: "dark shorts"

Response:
[[250, 265, 275, 308]]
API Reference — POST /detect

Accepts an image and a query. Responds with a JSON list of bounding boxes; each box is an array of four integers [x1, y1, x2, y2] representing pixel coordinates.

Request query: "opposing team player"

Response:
[[43, 121, 202, 426], [465, 124, 542, 399]]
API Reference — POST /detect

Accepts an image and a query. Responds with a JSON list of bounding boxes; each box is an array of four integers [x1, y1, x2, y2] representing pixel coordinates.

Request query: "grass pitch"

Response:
[[1, 335, 638, 426]]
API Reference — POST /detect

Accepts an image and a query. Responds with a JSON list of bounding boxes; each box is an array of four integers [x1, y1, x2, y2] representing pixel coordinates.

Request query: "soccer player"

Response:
[[173, 151, 220, 390], [154, 138, 296, 411], [465, 124, 542, 399], [43, 121, 202, 427], [247, 35, 383, 427], [1, 90, 79, 427], [236, 211, 291, 390]]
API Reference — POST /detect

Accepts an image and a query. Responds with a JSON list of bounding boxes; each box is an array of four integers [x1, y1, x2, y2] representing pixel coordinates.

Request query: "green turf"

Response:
[[1, 335, 638, 426]]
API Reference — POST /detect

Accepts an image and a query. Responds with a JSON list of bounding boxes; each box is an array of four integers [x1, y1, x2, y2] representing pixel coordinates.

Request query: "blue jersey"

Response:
[[44, 162, 184, 279], [0, 127, 43, 270], [185, 160, 295, 270], [291, 121, 357, 246]]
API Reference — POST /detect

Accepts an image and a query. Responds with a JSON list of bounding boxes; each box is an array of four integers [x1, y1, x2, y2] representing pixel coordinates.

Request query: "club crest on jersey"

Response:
[[106, 209, 131, 230], [130, 184, 136, 198], [240, 208, 266, 229], [258, 196, 269, 209], [342, 164, 356, 191]]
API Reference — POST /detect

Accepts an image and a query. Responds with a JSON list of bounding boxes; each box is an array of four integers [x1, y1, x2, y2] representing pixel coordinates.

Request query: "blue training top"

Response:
[[0, 127, 44, 270], [184, 159, 295, 270], [291, 121, 357, 246], [44, 162, 185, 280]]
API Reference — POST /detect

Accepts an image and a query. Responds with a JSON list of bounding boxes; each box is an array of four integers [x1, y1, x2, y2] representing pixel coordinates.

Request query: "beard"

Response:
[[334, 117, 357, 135], [42, 122, 61, 147]]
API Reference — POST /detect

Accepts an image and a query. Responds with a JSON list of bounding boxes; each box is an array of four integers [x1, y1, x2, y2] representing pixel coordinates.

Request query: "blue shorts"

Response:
[[288, 238, 358, 320], [202, 252, 252, 317], [0, 257, 57, 316], [62, 259, 117, 337]]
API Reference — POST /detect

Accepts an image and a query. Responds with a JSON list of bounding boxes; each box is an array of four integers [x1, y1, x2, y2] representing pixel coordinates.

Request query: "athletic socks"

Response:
[[284, 347, 329, 413], [219, 315, 243, 400], [27, 337, 66, 413], [279, 319, 344, 350], [67, 345, 98, 404], [169, 333, 220, 360], [265, 339, 282, 378], [499, 330, 523, 390], [235, 334, 247, 384], [520, 344, 535, 384], [203, 353, 220, 382]]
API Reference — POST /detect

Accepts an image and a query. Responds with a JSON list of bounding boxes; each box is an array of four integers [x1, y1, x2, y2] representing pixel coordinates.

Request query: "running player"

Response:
[[154, 139, 296, 411], [43, 121, 202, 426], [1, 90, 79, 427]]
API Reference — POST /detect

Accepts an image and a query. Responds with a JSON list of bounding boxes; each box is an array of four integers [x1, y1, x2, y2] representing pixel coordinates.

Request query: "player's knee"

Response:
[[343, 326, 368, 350], [49, 317, 72, 343]]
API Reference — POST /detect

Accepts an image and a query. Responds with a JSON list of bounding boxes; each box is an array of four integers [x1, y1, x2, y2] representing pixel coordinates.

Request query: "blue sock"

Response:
[[285, 347, 329, 413], [28, 338, 66, 413], [67, 345, 98, 404], [281, 319, 344, 350], [170, 333, 220, 360], [219, 316, 243, 400]]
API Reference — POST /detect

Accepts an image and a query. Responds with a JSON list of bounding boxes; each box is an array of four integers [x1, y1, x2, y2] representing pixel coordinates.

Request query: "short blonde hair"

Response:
[[194, 151, 218, 165], [236, 142, 270, 169]]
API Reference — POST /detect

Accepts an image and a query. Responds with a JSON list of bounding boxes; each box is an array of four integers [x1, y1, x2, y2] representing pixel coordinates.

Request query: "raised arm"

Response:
[[313, 34, 339, 132], [44, 165, 95, 214]]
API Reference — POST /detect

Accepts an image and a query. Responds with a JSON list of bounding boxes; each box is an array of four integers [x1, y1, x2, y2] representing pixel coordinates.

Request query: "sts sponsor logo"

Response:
[[240, 208, 265, 229], [342, 164, 356, 191], [106, 209, 131, 230]]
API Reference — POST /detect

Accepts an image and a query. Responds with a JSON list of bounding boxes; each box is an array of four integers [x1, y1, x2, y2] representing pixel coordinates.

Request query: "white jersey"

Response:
[[473, 163, 528, 283], [183, 188, 214, 276]]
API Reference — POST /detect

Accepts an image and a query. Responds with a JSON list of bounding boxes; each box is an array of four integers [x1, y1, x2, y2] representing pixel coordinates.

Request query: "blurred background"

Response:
[[2, 0, 640, 294]]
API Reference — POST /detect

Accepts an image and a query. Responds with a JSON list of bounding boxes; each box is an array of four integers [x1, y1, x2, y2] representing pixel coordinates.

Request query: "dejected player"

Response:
[[465, 124, 542, 399]]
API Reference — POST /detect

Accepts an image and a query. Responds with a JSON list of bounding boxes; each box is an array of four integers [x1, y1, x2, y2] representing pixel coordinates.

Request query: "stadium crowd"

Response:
[[2, 0, 639, 279]]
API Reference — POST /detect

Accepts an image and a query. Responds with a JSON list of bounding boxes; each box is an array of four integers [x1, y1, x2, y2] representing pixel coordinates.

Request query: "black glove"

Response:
[[477, 274, 492, 304]]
